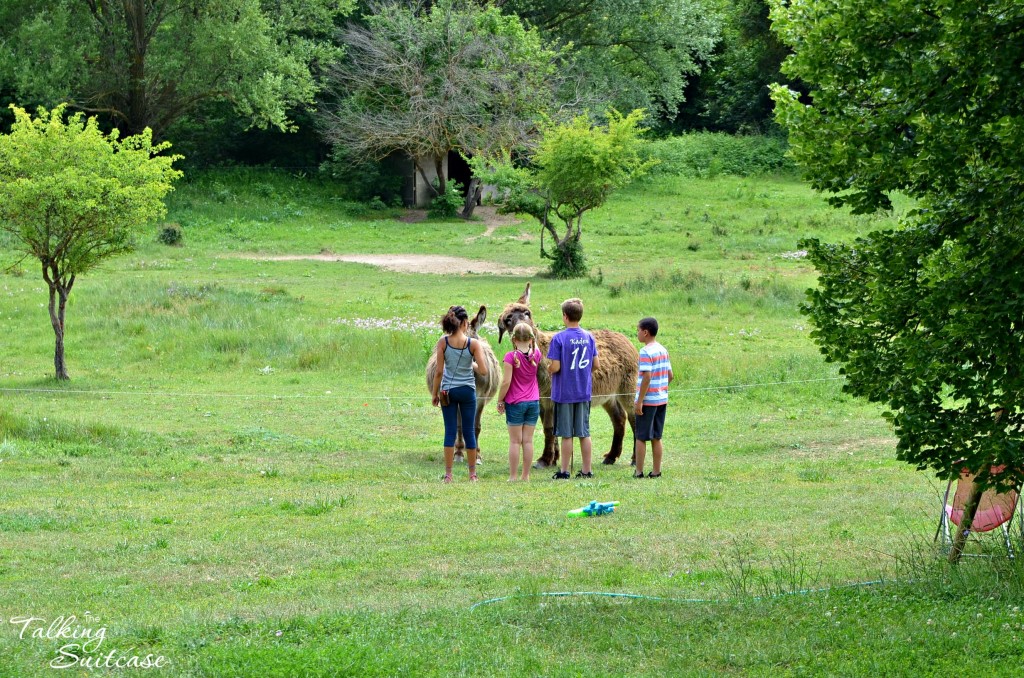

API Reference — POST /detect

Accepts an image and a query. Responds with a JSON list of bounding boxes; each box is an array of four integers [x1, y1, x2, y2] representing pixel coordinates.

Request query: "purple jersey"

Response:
[[548, 328, 598, 403]]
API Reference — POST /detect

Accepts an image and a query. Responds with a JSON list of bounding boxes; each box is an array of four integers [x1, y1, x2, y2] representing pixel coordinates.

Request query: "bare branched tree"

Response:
[[320, 0, 556, 217]]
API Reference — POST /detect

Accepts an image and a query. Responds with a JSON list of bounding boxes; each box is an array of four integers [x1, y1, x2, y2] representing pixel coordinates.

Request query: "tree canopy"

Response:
[[320, 0, 556, 200], [0, 0, 354, 139], [502, 0, 718, 119], [771, 0, 1024, 534], [0, 105, 182, 379]]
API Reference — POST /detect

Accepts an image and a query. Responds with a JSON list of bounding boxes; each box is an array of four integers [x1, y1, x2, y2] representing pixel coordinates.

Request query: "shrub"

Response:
[[157, 223, 183, 246], [428, 183, 465, 219], [642, 133, 794, 178]]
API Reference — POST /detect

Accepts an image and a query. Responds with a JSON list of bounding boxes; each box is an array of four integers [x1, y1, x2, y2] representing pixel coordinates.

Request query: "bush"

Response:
[[428, 183, 465, 219], [157, 223, 183, 246], [641, 133, 794, 178]]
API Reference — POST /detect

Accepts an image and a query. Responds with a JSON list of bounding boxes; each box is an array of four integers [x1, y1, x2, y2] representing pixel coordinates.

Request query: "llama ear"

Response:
[[517, 282, 531, 305], [472, 305, 487, 329]]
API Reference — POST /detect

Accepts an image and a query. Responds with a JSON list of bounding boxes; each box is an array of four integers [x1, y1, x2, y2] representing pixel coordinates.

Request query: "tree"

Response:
[[677, 0, 794, 134], [0, 0, 354, 139], [771, 1, 1024, 561], [0, 105, 182, 380], [320, 0, 555, 216], [500, 0, 718, 120], [480, 109, 652, 278]]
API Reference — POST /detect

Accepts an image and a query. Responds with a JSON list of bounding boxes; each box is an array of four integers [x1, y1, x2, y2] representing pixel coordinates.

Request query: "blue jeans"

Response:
[[441, 385, 477, 448]]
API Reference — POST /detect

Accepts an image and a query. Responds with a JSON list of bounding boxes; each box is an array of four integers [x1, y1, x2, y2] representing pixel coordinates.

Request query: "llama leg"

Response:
[[601, 399, 627, 464], [454, 408, 465, 463], [474, 399, 486, 464]]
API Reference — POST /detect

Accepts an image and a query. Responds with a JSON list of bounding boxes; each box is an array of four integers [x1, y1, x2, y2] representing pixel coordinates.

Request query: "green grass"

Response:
[[1, 170, 1020, 675]]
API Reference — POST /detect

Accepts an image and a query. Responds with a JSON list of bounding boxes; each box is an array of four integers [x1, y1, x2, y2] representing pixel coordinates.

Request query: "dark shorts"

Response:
[[554, 401, 590, 438], [505, 400, 540, 427], [635, 403, 666, 441]]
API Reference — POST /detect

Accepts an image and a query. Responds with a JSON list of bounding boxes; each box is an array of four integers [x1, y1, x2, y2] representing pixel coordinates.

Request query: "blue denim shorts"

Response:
[[505, 400, 540, 426]]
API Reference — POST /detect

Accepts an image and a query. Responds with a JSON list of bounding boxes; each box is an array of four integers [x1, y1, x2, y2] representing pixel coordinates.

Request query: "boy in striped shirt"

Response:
[[634, 317, 674, 478]]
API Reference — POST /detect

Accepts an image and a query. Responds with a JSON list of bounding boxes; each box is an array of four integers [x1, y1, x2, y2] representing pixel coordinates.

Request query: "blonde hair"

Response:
[[511, 322, 538, 368]]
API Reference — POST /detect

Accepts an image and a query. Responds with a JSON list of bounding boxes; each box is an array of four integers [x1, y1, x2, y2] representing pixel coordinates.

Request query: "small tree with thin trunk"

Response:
[[477, 109, 652, 277], [0, 105, 182, 380]]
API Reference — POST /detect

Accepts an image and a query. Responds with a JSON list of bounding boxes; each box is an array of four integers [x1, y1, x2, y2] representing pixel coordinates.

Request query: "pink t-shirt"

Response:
[[502, 349, 542, 404]]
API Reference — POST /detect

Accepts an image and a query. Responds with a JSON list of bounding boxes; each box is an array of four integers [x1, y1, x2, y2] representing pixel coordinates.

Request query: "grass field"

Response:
[[2, 169, 1023, 676]]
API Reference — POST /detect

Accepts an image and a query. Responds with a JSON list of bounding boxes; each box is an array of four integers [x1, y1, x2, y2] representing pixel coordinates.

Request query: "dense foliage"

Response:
[[772, 1, 1024, 502], [0, 105, 182, 379], [0, 0, 354, 139], [503, 0, 718, 119]]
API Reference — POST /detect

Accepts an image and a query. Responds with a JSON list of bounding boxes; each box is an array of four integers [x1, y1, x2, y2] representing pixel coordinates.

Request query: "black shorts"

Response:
[[635, 403, 666, 441]]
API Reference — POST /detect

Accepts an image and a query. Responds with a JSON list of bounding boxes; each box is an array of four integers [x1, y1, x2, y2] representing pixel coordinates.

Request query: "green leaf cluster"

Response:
[[0, 0, 354, 139], [771, 0, 1024, 487]]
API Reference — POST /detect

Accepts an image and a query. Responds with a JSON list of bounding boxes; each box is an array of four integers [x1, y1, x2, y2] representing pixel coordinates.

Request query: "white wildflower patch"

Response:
[[333, 317, 438, 333], [779, 250, 809, 260]]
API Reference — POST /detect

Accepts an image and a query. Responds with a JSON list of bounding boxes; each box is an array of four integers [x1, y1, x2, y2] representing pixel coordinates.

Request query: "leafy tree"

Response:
[[0, 105, 182, 380], [678, 0, 793, 133], [501, 0, 718, 120], [320, 0, 555, 216], [0, 0, 354, 139], [771, 1, 1024, 561], [479, 109, 652, 278]]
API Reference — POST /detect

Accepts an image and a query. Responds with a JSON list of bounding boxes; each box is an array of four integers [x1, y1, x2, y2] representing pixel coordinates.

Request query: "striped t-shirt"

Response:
[[636, 341, 672, 406]]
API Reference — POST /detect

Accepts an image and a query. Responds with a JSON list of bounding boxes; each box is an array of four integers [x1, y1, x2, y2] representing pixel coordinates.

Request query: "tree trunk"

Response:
[[460, 177, 482, 219], [434, 155, 447, 195], [125, 0, 150, 136], [948, 481, 984, 564], [48, 284, 70, 381]]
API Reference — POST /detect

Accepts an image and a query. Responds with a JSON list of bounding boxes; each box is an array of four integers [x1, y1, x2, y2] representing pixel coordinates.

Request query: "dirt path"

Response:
[[233, 252, 540, 276]]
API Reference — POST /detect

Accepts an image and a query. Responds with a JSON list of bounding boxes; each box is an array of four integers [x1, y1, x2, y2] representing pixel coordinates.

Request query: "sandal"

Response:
[[442, 473, 453, 484], [469, 472, 479, 482], [647, 472, 662, 478]]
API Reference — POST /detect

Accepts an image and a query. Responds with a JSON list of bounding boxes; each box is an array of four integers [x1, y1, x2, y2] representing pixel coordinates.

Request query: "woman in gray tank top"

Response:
[[430, 305, 489, 482]]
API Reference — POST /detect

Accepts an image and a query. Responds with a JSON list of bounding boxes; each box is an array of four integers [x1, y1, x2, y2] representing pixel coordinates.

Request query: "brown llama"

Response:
[[497, 283, 638, 467], [425, 305, 501, 462]]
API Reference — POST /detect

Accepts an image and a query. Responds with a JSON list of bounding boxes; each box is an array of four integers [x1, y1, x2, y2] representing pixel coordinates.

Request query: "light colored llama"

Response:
[[425, 305, 501, 462], [497, 283, 638, 467]]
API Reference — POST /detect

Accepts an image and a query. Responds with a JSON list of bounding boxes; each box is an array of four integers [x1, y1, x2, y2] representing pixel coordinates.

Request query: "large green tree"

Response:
[[500, 0, 718, 119], [0, 0, 353, 139], [320, 0, 555, 215], [771, 1, 1024, 561], [0, 106, 182, 380]]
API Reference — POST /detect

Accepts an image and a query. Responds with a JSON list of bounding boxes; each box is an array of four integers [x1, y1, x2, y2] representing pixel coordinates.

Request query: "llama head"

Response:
[[498, 283, 534, 344]]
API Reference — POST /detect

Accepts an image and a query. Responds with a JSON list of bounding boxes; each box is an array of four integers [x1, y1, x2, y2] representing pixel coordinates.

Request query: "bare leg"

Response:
[[521, 425, 535, 480], [634, 439, 646, 476], [466, 446, 478, 480], [651, 439, 663, 475], [444, 446, 455, 480], [560, 437, 573, 474], [580, 436, 593, 474], [508, 426, 523, 481]]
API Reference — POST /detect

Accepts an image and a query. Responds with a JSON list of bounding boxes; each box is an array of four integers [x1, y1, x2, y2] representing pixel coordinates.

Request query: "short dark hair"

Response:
[[638, 317, 659, 337], [441, 305, 468, 334], [561, 298, 583, 322]]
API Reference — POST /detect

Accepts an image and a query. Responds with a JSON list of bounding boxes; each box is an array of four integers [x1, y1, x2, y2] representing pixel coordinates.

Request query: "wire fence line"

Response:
[[0, 377, 844, 403]]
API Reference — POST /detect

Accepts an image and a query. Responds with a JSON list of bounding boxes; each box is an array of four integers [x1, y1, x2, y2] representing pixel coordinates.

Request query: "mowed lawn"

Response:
[[2, 170, 1023, 676]]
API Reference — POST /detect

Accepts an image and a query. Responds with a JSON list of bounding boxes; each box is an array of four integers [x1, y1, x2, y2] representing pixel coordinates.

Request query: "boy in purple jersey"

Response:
[[547, 298, 599, 479]]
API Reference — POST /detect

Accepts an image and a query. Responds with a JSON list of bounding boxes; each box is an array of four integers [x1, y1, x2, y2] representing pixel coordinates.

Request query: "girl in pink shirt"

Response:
[[496, 322, 542, 481]]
